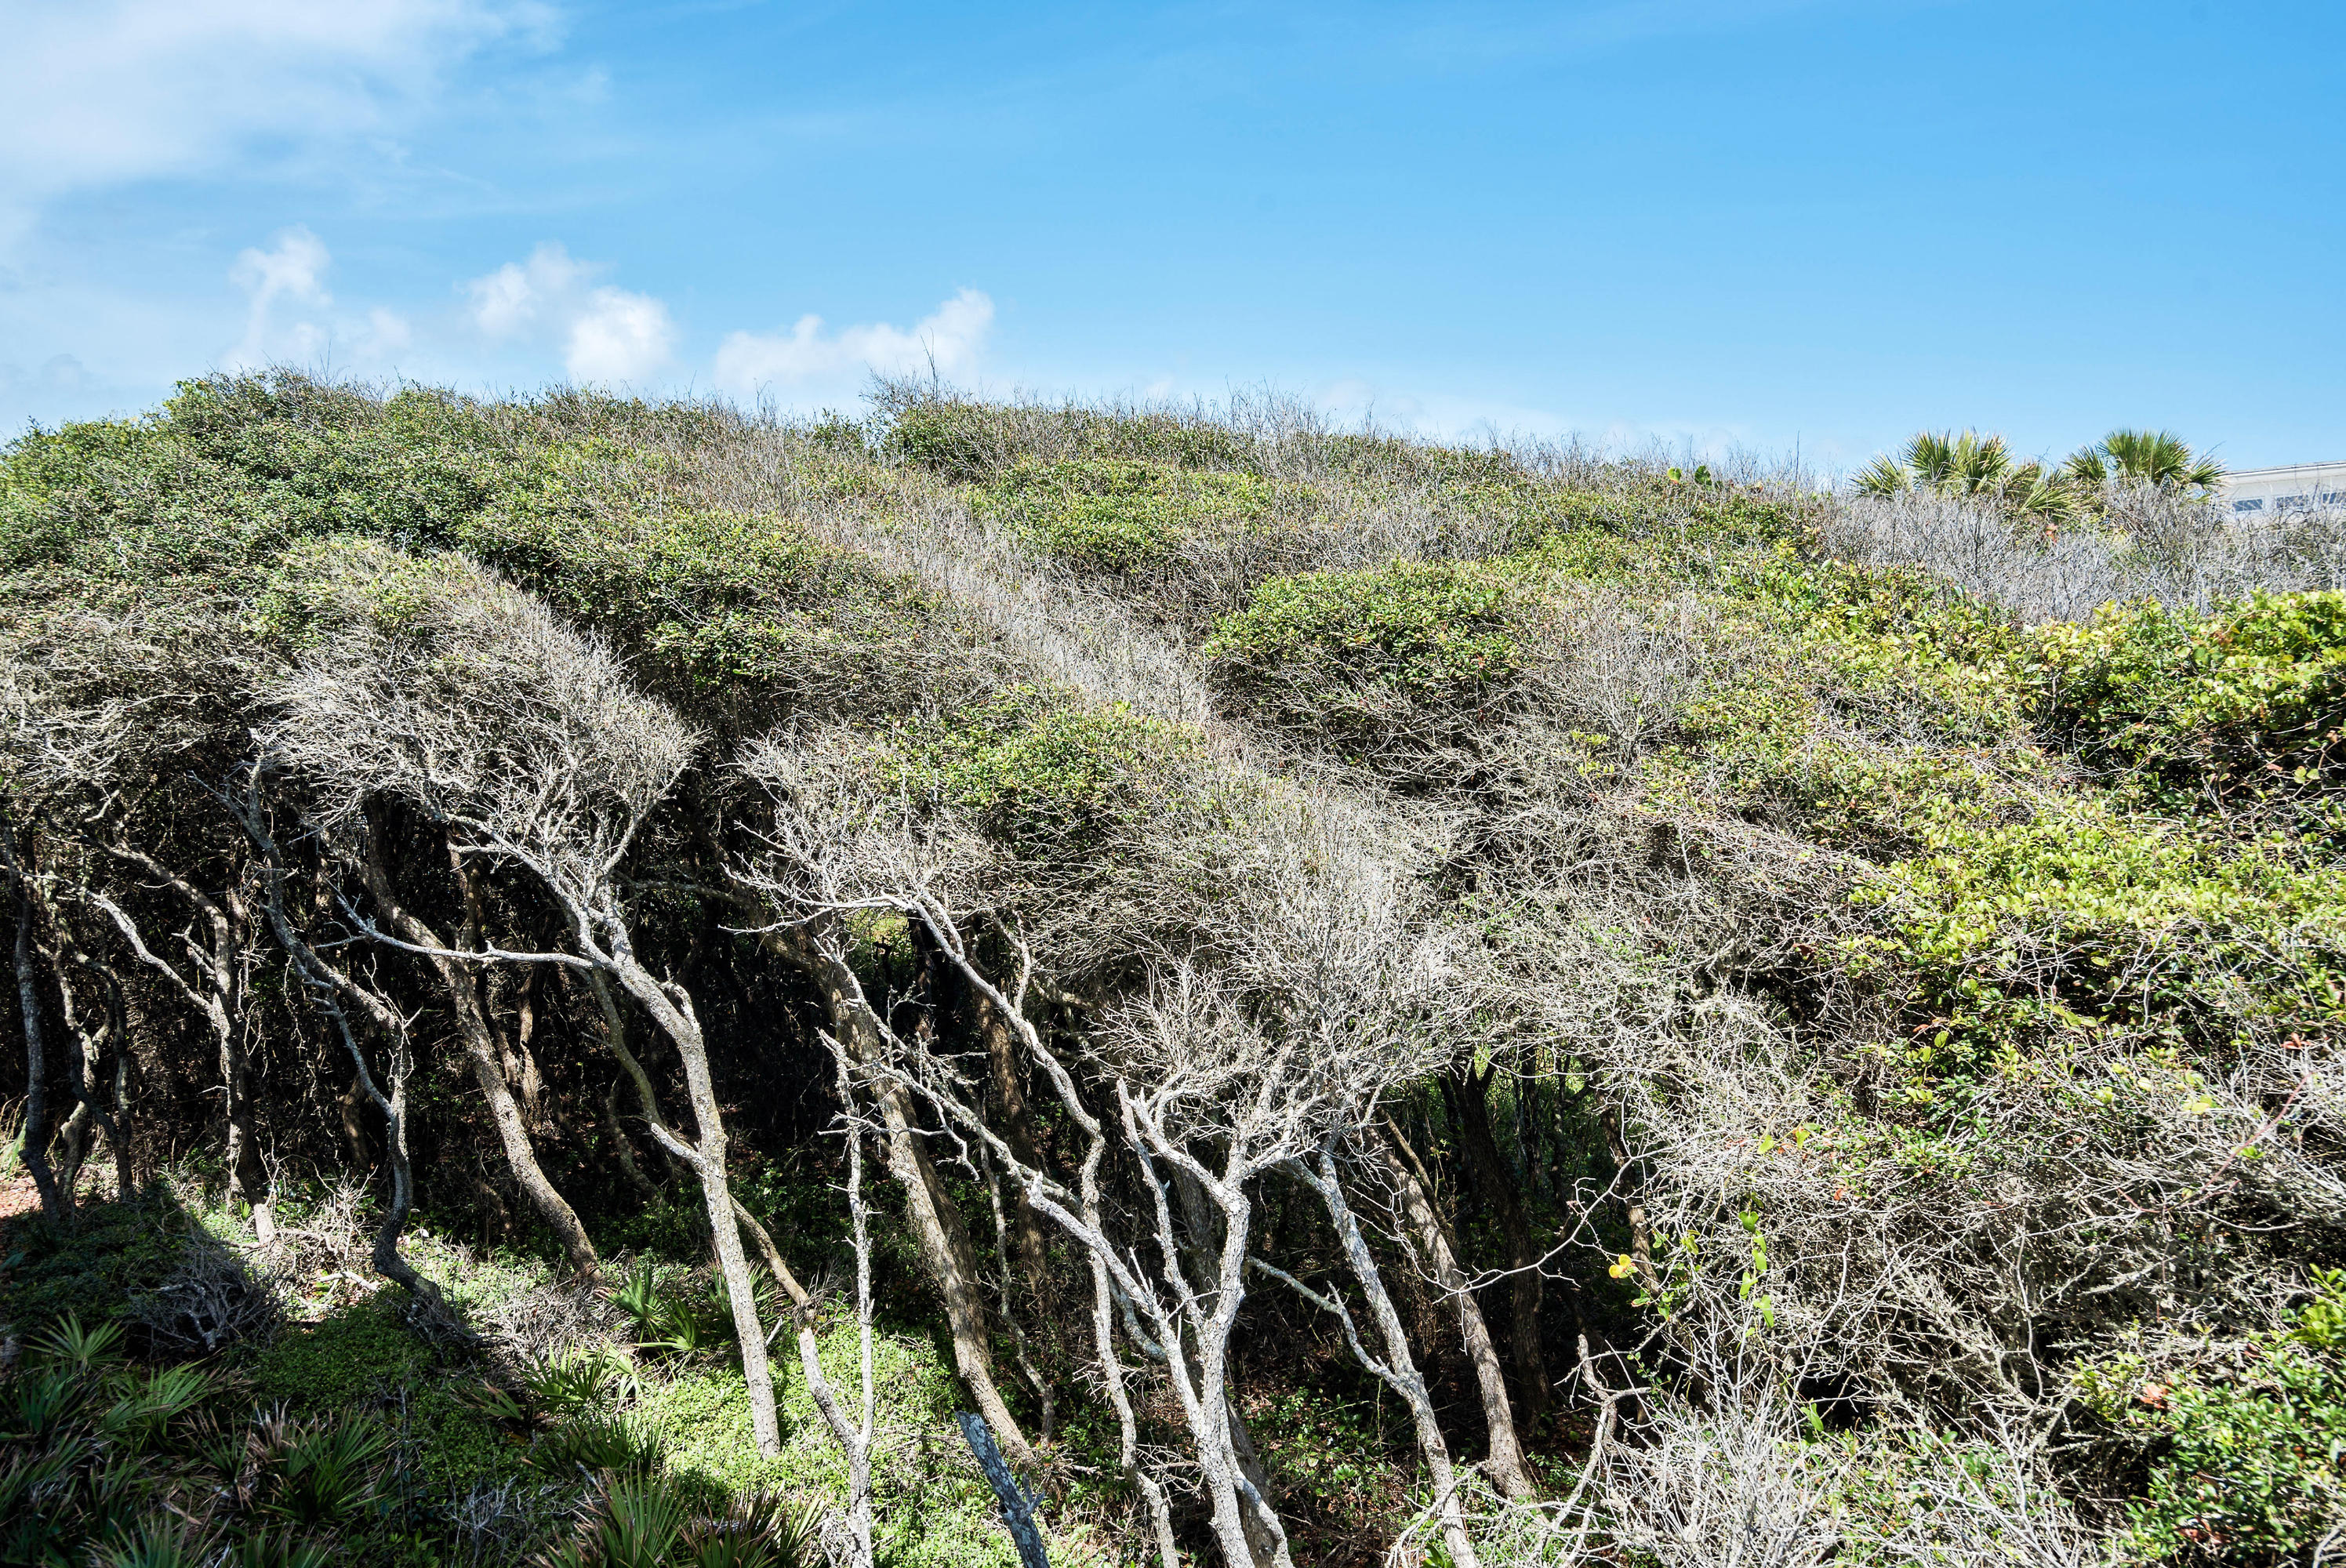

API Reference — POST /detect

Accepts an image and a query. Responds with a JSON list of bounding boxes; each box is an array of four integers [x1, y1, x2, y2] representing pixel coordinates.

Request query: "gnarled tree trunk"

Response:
[[763, 921, 1040, 1473], [354, 831, 599, 1279], [1446, 1062, 1549, 1424], [10, 877, 69, 1222], [1378, 1116, 1534, 1498]]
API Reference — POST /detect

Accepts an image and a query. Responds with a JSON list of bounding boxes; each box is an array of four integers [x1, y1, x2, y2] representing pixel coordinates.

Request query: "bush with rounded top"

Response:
[[976, 456, 1281, 575], [1203, 559, 1525, 732]]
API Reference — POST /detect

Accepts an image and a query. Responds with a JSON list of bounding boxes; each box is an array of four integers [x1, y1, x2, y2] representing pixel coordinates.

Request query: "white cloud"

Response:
[[464, 242, 674, 383], [0, 0, 557, 243], [467, 243, 585, 337], [231, 226, 331, 313], [714, 289, 993, 400], [566, 289, 673, 383], [216, 228, 431, 372], [226, 225, 332, 368]]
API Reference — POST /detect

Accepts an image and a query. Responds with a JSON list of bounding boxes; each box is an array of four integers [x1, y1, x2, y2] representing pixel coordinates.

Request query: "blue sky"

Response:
[[2, 0, 2340, 472]]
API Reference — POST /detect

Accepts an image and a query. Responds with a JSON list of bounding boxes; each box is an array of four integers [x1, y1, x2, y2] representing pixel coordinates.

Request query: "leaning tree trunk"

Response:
[[1446, 1062, 1550, 1424], [1379, 1116, 1534, 1497], [356, 836, 600, 1279], [89, 840, 272, 1240], [59, 952, 136, 1202], [1288, 1137, 1483, 1568], [588, 927, 783, 1458], [767, 923, 1040, 1473], [238, 790, 438, 1301], [917, 930, 1182, 1566], [971, 983, 1053, 1301], [216, 975, 270, 1241], [11, 881, 70, 1222], [1132, 1109, 1292, 1568], [1169, 1163, 1289, 1566]]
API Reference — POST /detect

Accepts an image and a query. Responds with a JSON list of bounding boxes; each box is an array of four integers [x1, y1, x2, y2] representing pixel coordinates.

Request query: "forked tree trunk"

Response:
[[919, 940, 1181, 1566], [1169, 1164, 1287, 1567], [580, 969, 688, 1191], [235, 793, 438, 1303], [585, 928, 782, 1457], [82, 838, 269, 1237], [972, 989, 1052, 1301], [1130, 1109, 1291, 1568], [601, 1072, 663, 1198], [1602, 1105, 1658, 1291], [64, 956, 136, 1202], [1287, 1138, 1483, 1568], [214, 924, 271, 1243], [51, 956, 131, 1202]]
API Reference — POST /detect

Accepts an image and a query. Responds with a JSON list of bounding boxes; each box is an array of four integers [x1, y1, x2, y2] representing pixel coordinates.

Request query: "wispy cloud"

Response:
[[714, 289, 993, 403], [0, 0, 558, 244], [466, 242, 675, 383], [1314, 376, 1769, 463], [225, 226, 332, 368], [219, 227, 416, 372]]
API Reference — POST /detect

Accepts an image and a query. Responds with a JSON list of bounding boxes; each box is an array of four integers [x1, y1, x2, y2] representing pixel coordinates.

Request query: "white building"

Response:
[[2225, 460, 2346, 517]]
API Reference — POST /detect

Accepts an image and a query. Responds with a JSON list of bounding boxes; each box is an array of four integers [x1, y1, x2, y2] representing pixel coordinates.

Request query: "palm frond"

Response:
[[1905, 431, 1959, 488], [1853, 454, 1912, 497]]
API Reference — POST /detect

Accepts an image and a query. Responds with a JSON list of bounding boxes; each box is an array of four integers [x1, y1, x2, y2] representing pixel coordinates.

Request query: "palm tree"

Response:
[[1854, 430, 2077, 524], [1911, 430, 2014, 496], [2061, 429, 2224, 493]]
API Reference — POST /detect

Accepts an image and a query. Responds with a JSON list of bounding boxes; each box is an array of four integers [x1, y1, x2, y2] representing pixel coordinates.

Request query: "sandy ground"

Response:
[[0, 1171, 40, 1223]]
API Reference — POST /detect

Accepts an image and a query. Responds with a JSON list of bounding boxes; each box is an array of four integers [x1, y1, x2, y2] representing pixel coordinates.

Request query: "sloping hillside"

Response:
[[5, 372, 2344, 1567]]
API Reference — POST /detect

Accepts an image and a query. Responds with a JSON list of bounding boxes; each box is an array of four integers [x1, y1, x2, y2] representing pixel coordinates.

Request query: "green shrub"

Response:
[[877, 685, 1204, 858], [1203, 559, 1524, 734], [1313, 432, 1525, 487], [1845, 795, 2346, 1073], [536, 1470, 819, 1568], [0, 1194, 216, 1340], [2032, 590, 2346, 815], [1629, 559, 2041, 850], [521, 1345, 641, 1416], [253, 1293, 515, 1493], [884, 396, 1256, 482], [266, 1414, 391, 1529], [2079, 1276, 2346, 1564], [532, 1410, 667, 1478], [254, 536, 488, 647], [975, 456, 1280, 575], [0, 1335, 398, 1563], [883, 397, 1002, 483], [254, 1294, 428, 1410], [0, 372, 513, 585], [646, 1319, 1020, 1568], [463, 441, 937, 720]]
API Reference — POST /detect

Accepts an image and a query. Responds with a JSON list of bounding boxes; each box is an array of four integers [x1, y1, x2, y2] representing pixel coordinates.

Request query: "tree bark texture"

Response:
[[1445, 1062, 1549, 1422], [356, 835, 600, 1278], [1378, 1117, 1534, 1498], [12, 883, 69, 1221], [764, 923, 1039, 1473]]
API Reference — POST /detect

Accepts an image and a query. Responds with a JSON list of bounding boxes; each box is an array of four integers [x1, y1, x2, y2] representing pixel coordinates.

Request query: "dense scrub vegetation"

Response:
[[5, 373, 2346, 1566]]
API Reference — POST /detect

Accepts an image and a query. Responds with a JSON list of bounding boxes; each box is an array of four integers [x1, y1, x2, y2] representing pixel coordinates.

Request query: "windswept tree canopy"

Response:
[[4, 372, 2345, 1568]]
